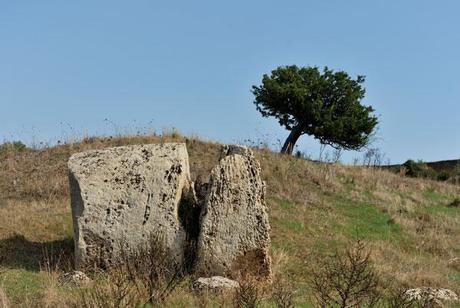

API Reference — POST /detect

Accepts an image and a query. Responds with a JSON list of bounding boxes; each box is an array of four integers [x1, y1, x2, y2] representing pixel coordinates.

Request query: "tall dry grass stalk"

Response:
[[0, 288, 9, 308], [70, 234, 183, 307]]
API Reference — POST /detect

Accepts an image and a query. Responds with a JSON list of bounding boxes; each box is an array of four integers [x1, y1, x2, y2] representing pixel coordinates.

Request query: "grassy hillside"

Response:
[[0, 133, 459, 307]]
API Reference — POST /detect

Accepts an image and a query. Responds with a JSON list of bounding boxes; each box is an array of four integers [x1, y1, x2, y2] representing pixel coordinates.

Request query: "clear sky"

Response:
[[1, 1, 459, 164]]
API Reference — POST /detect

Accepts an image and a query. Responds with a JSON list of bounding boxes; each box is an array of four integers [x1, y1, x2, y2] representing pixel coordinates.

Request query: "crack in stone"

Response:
[[143, 192, 152, 225]]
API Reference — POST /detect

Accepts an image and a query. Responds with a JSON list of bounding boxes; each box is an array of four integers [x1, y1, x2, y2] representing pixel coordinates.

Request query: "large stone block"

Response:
[[195, 145, 271, 278], [68, 143, 191, 269]]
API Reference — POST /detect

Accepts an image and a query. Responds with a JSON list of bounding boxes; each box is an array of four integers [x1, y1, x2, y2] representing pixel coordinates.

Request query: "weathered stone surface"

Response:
[[192, 276, 239, 291], [405, 287, 458, 305], [68, 143, 192, 269], [195, 145, 271, 278]]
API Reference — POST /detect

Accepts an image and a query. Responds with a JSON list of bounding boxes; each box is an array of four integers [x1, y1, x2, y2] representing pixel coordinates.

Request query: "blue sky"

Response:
[[1, 1, 459, 164]]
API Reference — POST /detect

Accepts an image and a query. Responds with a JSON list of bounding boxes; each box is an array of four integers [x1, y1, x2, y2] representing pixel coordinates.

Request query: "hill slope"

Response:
[[427, 159, 460, 173], [0, 134, 459, 306], [386, 158, 460, 184]]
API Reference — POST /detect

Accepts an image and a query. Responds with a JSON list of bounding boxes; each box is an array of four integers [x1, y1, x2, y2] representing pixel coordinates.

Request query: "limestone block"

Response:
[[68, 143, 191, 269], [195, 145, 271, 278]]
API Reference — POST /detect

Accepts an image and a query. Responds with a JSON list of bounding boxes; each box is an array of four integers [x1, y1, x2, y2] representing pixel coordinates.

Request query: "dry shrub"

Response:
[[119, 234, 182, 304], [269, 250, 295, 308], [234, 279, 262, 308], [310, 240, 382, 307], [448, 198, 459, 207], [192, 288, 210, 308], [0, 288, 9, 308], [0, 256, 5, 308], [384, 284, 450, 308], [40, 245, 74, 276], [0, 254, 4, 277], [271, 278, 295, 308], [71, 234, 183, 307], [71, 267, 139, 308], [386, 284, 418, 308], [270, 249, 289, 279]]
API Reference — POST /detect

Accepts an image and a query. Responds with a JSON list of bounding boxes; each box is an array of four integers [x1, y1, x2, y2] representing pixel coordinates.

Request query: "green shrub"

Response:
[[0, 141, 27, 154], [448, 198, 460, 208], [436, 171, 450, 181], [402, 160, 436, 179]]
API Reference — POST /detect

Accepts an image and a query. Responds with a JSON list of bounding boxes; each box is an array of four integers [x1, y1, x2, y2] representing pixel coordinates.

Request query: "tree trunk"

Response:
[[280, 124, 304, 155]]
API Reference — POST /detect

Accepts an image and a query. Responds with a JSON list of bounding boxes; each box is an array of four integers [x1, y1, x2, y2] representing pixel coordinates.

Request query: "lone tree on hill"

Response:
[[252, 65, 378, 155]]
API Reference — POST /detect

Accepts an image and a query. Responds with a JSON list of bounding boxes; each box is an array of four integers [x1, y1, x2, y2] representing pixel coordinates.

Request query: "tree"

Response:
[[252, 65, 378, 155]]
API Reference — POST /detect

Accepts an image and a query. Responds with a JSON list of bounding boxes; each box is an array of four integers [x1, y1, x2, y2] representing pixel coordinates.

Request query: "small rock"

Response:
[[192, 276, 239, 291], [405, 287, 458, 305], [447, 257, 459, 270], [58, 271, 91, 286]]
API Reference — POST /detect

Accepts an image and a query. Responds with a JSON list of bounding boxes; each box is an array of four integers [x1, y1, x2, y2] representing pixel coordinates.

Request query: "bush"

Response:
[[386, 284, 418, 308], [272, 279, 295, 308], [436, 171, 450, 181], [71, 268, 139, 308], [118, 234, 182, 304], [234, 280, 261, 308], [310, 240, 382, 307], [402, 160, 436, 179], [0, 287, 9, 308], [448, 198, 460, 208], [71, 234, 182, 307]]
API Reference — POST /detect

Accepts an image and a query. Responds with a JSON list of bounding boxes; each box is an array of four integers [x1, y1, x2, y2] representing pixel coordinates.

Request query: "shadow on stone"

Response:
[[178, 186, 202, 273]]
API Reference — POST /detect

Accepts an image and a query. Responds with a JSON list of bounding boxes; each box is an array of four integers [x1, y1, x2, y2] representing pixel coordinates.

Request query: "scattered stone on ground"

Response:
[[68, 143, 192, 269], [447, 257, 459, 270], [405, 287, 458, 305], [195, 145, 271, 278], [58, 271, 91, 286], [192, 276, 240, 291]]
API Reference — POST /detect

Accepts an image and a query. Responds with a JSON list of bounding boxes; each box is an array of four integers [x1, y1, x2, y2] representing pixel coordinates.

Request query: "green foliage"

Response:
[[252, 65, 378, 153], [449, 198, 460, 208], [0, 141, 27, 154], [437, 171, 450, 181], [388, 158, 460, 183], [402, 160, 436, 179]]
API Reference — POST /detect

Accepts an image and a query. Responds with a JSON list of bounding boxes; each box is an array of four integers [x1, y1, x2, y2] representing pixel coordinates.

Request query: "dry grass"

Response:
[[0, 133, 221, 201], [0, 287, 9, 308], [0, 132, 459, 306]]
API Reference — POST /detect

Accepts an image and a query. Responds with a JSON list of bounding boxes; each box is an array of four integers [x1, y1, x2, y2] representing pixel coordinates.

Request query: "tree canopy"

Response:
[[252, 65, 378, 154]]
